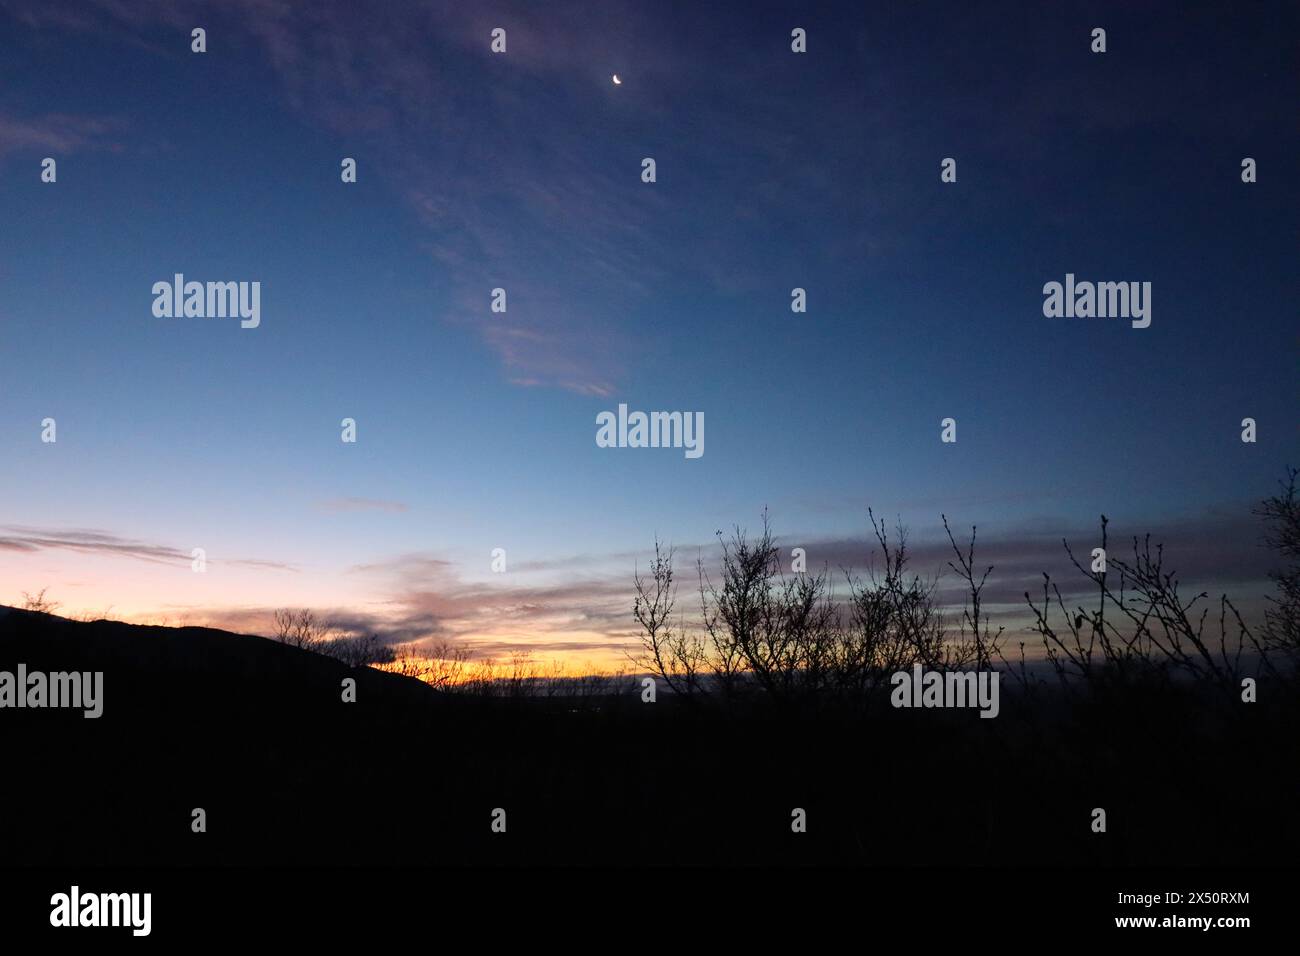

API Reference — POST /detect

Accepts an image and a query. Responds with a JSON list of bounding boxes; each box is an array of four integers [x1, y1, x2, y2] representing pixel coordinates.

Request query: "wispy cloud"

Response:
[[350, 551, 628, 639], [0, 0, 876, 395], [0, 112, 124, 157], [0, 526, 298, 572]]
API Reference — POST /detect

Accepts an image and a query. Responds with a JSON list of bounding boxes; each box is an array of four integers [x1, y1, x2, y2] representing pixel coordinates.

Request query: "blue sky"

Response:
[[1, 0, 1296, 664]]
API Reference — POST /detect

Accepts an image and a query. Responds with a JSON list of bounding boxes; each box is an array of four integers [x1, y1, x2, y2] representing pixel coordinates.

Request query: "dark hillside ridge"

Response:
[[2, 607, 1296, 866]]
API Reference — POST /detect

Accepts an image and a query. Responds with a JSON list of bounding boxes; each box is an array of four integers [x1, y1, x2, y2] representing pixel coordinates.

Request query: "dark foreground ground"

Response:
[[1, 606, 1296, 868]]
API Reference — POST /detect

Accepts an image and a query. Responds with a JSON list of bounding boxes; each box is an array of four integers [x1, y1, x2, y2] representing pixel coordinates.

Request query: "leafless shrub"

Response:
[[631, 540, 708, 696], [1252, 466, 1300, 670], [319, 632, 391, 667], [697, 512, 845, 701], [942, 514, 1004, 671], [21, 588, 60, 615], [631, 509, 997, 704], [272, 608, 334, 652], [389, 644, 427, 680], [72, 606, 114, 623], [422, 640, 472, 688], [849, 511, 948, 674], [1026, 515, 1253, 690], [632, 487, 1295, 706]]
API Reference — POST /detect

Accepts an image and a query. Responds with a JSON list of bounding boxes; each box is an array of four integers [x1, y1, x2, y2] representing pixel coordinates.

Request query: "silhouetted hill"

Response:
[[0, 607, 462, 864], [2, 607, 1297, 866], [0, 605, 442, 711]]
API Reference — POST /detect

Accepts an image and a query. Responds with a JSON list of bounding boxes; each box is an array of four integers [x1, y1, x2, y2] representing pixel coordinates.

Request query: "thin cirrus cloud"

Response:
[[1, 0, 871, 396], [2, 0, 645, 396], [0, 112, 124, 157], [253, 3, 654, 399], [0, 525, 298, 572], [342, 551, 631, 650]]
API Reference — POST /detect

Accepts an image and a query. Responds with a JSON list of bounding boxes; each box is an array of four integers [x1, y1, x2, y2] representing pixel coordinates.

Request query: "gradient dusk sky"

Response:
[[1, 0, 1296, 667]]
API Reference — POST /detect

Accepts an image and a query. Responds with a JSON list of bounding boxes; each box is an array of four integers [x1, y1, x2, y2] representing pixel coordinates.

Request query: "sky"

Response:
[[1, 0, 1296, 669]]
